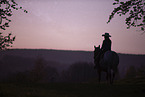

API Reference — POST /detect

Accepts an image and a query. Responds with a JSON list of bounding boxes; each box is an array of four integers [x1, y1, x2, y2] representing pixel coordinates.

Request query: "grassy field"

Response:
[[0, 77, 145, 97]]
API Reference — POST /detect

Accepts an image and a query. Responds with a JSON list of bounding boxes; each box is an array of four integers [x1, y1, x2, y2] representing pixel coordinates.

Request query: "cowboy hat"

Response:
[[102, 33, 111, 37]]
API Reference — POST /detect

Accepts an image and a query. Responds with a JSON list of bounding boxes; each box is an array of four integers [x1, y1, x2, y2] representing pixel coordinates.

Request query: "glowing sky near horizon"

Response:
[[3, 0, 145, 54]]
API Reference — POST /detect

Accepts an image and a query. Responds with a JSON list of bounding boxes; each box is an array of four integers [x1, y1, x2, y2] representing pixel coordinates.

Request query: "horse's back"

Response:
[[103, 51, 119, 69]]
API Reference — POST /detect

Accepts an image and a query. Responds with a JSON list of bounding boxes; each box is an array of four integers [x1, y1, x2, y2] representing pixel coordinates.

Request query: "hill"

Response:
[[0, 49, 145, 80], [0, 49, 93, 64], [1, 49, 145, 64]]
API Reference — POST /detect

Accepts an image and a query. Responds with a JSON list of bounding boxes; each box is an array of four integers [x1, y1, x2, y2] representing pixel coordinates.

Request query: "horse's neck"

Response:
[[94, 52, 102, 64]]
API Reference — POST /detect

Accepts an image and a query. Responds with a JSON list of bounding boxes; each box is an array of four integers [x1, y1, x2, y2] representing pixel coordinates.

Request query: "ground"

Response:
[[0, 77, 145, 97]]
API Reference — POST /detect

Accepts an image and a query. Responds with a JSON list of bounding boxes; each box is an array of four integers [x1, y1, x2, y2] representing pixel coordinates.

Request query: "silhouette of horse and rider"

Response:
[[94, 33, 119, 84]]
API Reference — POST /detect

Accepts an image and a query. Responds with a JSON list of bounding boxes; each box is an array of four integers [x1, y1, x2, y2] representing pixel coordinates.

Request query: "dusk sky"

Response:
[[3, 0, 145, 54]]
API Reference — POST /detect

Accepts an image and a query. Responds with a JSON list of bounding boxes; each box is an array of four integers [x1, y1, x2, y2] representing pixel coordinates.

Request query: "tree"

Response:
[[65, 62, 96, 83], [30, 57, 59, 82], [125, 65, 137, 78], [0, 0, 27, 50], [0, 33, 15, 50], [107, 0, 145, 32], [30, 57, 46, 82], [136, 64, 145, 77]]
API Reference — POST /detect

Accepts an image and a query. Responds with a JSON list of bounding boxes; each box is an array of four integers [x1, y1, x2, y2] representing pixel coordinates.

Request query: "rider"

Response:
[[101, 32, 112, 55]]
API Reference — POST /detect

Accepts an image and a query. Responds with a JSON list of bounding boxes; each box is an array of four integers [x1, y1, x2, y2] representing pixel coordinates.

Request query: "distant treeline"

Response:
[[0, 49, 145, 83]]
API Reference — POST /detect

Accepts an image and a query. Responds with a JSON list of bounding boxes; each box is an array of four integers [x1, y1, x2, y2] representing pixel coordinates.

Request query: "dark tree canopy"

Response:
[[0, 33, 15, 50], [0, 0, 27, 50], [107, 0, 145, 32]]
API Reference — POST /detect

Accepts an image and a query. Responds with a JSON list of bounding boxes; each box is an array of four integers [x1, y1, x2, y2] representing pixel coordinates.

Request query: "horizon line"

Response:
[[5, 47, 145, 55]]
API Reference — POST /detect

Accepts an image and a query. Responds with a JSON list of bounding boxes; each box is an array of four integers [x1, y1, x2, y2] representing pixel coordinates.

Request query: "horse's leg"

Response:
[[111, 71, 115, 84], [106, 71, 109, 83], [98, 71, 101, 83], [108, 69, 112, 84], [111, 67, 118, 84]]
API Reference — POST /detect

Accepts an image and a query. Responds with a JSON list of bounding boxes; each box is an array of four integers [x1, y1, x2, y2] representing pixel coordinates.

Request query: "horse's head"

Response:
[[94, 45, 101, 56]]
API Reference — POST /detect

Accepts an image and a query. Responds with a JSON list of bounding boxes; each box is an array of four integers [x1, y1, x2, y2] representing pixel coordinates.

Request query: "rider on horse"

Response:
[[99, 33, 112, 58], [94, 33, 119, 84], [101, 32, 112, 53]]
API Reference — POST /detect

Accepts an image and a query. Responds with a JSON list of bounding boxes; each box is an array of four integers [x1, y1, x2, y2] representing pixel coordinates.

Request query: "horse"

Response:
[[94, 45, 119, 84]]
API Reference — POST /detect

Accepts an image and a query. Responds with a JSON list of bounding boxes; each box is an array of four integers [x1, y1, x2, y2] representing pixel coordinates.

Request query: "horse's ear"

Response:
[[94, 45, 96, 48], [99, 45, 100, 48]]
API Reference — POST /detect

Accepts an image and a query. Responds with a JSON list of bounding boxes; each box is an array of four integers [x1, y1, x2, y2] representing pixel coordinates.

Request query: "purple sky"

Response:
[[3, 0, 145, 54]]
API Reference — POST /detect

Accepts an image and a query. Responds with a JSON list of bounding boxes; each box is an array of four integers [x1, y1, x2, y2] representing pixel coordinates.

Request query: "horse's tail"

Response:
[[112, 51, 119, 66]]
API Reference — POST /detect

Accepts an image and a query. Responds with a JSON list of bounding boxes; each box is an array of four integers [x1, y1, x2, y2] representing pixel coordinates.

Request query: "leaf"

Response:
[[9, 9, 12, 12], [127, 26, 130, 29], [0, 17, 2, 24], [133, 6, 136, 9], [131, 22, 135, 26], [7, 13, 12, 16], [24, 10, 28, 13], [113, 3, 117, 5], [13, 36, 15, 41], [11, 0, 18, 5], [137, 23, 143, 27], [5, 25, 9, 27], [141, 27, 144, 31], [1, 27, 6, 30], [5, 23, 8, 25], [9, 33, 12, 36], [6, 44, 10, 47], [120, 2, 124, 4], [2, 45, 5, 48], [115, 0, 119, 2]]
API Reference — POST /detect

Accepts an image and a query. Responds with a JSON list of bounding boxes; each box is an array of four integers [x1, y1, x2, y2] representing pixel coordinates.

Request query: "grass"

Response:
[[0, 77, 145, 97]]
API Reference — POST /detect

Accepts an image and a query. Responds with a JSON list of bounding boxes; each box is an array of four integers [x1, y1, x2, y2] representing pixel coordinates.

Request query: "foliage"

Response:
[[30, 57, 58, 83], [0, 0, 28, 30], [30, 57, 47, 82], [125, 65, 137, 78], [136, 64, 145, 77], [0, 32, 15, 50], [62, 62, 97, 82], [125, 64, 145, 79], [0, 0, 27, 50], [108, 0, 145, 32]]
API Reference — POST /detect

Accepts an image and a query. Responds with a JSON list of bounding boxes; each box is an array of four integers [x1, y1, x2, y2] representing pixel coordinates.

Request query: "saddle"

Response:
[[99, 50, 109, 62]]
